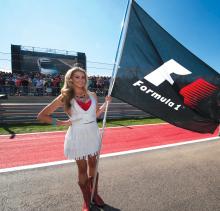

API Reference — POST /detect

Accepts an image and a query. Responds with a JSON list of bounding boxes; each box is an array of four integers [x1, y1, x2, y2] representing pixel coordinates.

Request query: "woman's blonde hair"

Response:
[[61, 66, 88, 112]]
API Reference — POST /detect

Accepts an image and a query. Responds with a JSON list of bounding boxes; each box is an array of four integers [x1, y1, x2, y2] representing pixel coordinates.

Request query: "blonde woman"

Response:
[[37, 66, 111, 211]]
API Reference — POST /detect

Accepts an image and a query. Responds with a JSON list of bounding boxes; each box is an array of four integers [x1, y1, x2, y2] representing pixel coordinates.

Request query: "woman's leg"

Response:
[[88, 155, 105, 207], [88, 155, 97, 177], [76, 159, 88, 184], [76, 159, 90, 211]]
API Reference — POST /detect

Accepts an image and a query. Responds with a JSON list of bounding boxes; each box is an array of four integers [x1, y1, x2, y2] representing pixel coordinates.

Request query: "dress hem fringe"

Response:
[[68, 151, 99, 161]]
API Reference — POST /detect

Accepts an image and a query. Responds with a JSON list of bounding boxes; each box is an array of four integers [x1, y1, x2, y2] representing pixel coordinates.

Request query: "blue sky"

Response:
[[0, 0, 219, 76]]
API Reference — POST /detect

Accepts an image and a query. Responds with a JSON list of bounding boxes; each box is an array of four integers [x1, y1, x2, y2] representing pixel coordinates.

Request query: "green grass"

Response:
[[0, 118, 164, 135]]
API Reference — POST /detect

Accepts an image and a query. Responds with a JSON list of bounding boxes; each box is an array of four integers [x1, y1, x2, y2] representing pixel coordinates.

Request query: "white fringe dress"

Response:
[[64, 93, 101, 160]]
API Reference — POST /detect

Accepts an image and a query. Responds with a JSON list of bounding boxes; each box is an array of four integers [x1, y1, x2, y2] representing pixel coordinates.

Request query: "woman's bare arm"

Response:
[[91, 92, 111, 118], [37, 95, 71, 126]]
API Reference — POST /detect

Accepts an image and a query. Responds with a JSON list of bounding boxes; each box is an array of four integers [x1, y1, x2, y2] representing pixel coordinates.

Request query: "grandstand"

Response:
[[0, 45, 151, 124]]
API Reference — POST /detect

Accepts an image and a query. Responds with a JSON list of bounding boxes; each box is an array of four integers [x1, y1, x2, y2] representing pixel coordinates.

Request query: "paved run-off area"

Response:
[[0, 139, 220, 211]]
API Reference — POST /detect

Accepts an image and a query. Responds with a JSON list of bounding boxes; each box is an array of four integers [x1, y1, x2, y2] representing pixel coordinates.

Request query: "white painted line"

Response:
[[0, 136, 218, 174], [0, 123, 167, 137], [0, 160, 74, 173]]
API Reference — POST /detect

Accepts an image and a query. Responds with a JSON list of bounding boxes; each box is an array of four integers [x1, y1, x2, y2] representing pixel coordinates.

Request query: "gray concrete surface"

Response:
[[1, 139, 220, 211]]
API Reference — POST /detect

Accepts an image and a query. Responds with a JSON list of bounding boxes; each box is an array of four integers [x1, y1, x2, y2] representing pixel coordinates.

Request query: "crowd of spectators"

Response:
[[0, 71, 111, 96]]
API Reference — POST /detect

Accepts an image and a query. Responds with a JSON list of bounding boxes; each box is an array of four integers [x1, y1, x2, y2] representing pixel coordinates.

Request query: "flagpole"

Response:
[[90, 0, 133, 205], [108, 0, 134, 96]]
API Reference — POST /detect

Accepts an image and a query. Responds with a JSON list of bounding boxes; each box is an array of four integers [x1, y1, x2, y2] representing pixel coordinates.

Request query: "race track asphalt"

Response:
[[1, 139, 220, 211]]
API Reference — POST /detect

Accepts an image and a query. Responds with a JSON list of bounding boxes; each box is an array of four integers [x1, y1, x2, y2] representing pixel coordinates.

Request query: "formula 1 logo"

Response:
[[144, 59, 192, 86], [132, 59, 190, 111], [132, 59, 218, 111], [179, 78, 218, 109], [136, 59, 218, 110]]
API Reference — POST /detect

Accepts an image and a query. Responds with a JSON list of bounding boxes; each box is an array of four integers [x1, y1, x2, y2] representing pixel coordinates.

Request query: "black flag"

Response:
[[111, 1, 220, 133]]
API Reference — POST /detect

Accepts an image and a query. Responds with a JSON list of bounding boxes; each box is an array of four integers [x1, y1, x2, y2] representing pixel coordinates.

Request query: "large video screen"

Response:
[[11, 45, 86, 75]]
